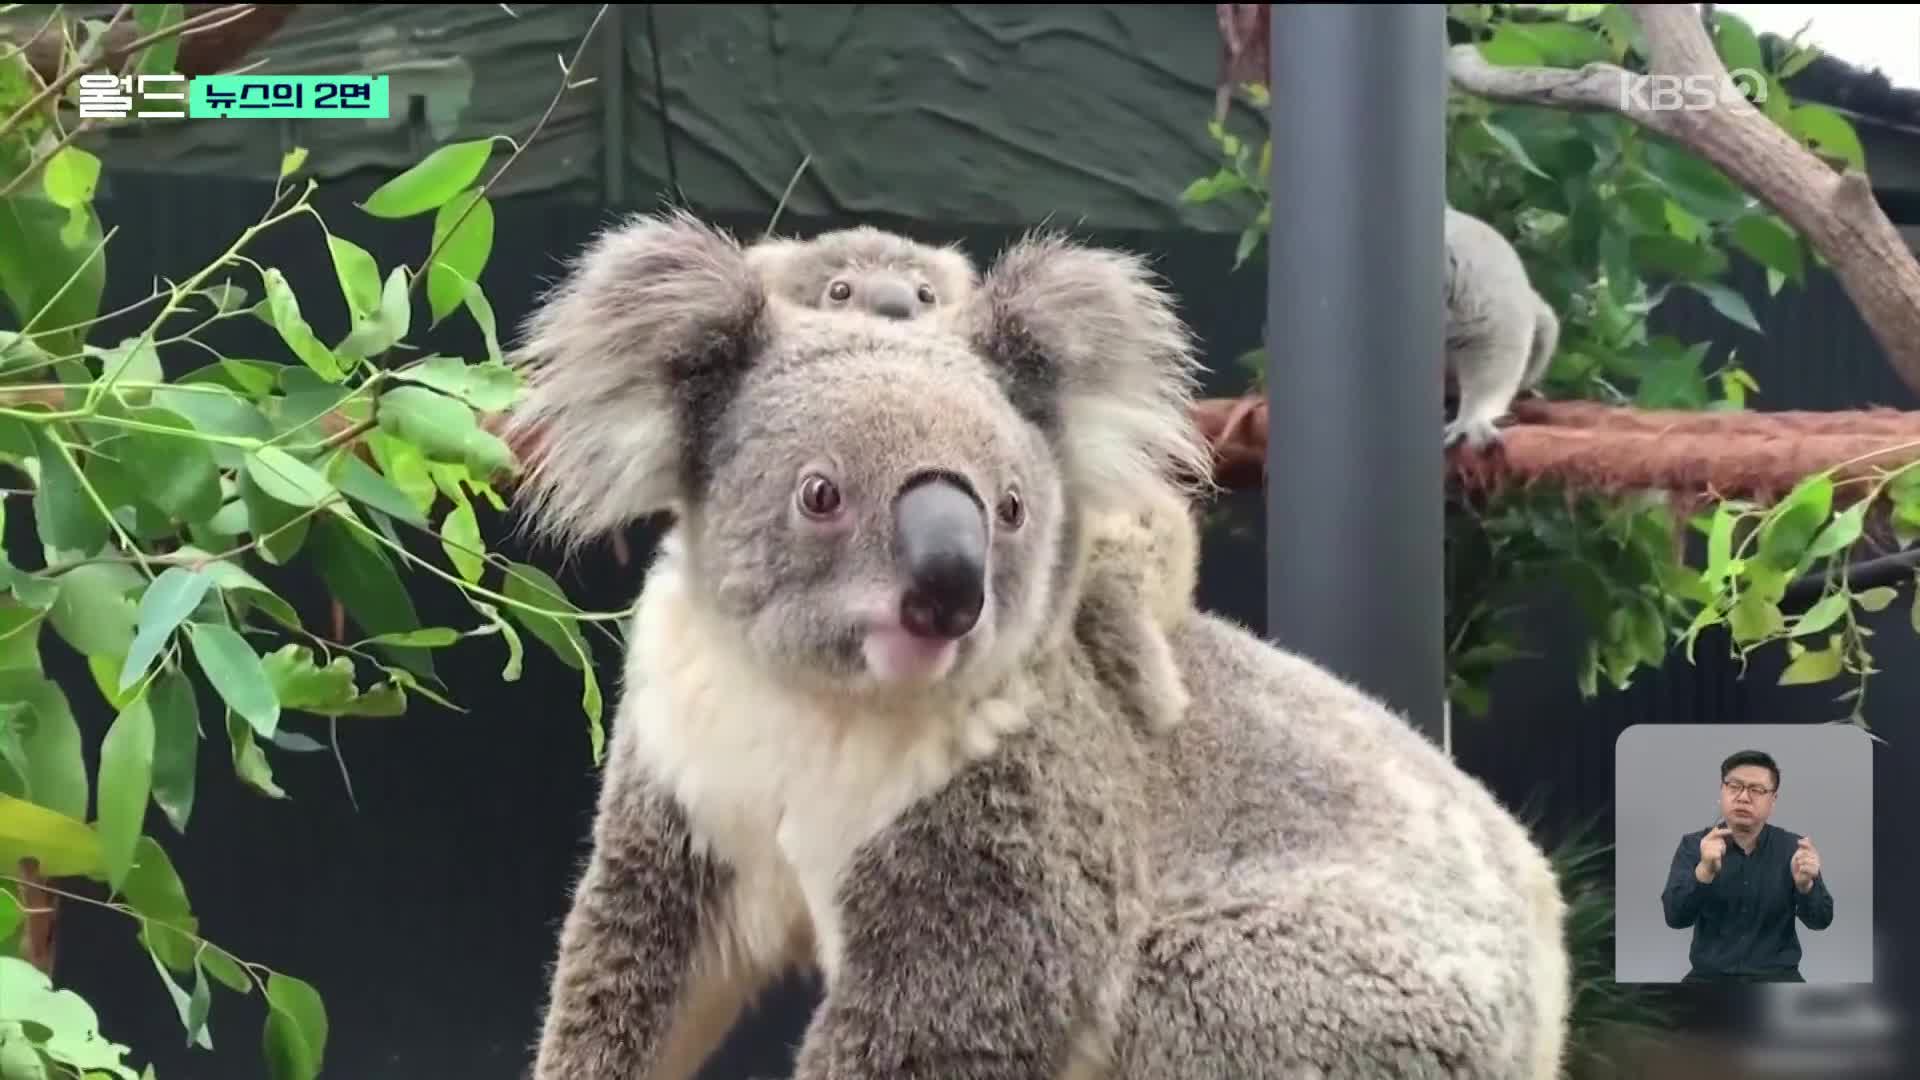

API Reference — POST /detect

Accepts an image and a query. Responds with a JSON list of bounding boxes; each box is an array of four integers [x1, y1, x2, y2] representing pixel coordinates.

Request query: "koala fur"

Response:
[[508, 211, 1572, 1080], [746, 223, 1202, 735], [1444, 205, 1561, 452]]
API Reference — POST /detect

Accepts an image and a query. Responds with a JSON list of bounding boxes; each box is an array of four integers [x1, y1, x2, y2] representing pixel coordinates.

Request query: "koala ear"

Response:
[[967, 230, 1214, 511], [503, 210, 768, 551], [741, 235, 808, 279]]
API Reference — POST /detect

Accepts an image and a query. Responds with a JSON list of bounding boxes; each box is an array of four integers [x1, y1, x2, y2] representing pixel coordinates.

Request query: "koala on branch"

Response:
[[506, 211, 1571, 1080]]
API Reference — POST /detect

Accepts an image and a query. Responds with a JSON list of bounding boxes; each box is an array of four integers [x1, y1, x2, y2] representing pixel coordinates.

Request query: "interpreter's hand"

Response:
[[1696, 824, 1732, 883], [1792, 836, 1822, 893]]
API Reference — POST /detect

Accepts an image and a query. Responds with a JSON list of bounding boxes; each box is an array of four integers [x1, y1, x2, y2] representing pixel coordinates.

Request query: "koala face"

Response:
[[683, 320, 1064, 701], [506, 212, 1210, 708], [746, 226, 978, 325]]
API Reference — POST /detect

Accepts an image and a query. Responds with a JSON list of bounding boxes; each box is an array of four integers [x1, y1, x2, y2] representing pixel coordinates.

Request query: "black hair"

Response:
[[1720, 749, 1779, 792]]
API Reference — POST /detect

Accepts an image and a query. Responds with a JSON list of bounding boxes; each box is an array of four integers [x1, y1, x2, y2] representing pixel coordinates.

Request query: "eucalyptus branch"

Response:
[[0, 873, 270, 994], [409, 3, 611, 300], [0, 4, 257, 143]]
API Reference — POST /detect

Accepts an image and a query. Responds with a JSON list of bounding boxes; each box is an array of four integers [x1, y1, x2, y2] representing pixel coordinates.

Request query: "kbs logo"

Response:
[[1620, 68, 1769, 112]]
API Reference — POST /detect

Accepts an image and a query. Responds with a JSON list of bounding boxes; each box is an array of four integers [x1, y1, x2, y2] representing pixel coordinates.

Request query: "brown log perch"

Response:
[[1193, 395, 1920, 514], [1446, 3, 1920, 402]]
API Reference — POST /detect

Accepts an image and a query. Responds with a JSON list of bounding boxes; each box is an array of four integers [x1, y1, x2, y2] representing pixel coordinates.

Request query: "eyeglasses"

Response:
[[1722, 779, 1774, 799]]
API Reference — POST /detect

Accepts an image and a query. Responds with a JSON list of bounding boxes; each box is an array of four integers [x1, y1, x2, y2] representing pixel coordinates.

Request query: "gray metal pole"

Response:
[[1266, 4, 1447, 743]]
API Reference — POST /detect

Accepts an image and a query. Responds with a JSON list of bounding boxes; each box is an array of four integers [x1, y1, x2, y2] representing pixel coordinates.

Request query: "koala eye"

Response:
[[827, 280, 852, 303], [996, 487, 1025, 531], [916, 283, 936, 304], [797, 472, 844, 519]]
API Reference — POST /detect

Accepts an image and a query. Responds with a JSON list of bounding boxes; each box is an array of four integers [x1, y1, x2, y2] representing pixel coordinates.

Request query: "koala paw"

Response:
[[1442, 417, 1504, 453]]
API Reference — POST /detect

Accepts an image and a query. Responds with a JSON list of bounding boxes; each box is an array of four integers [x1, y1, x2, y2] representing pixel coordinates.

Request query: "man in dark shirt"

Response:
[[1661, 749, 1834, 982]]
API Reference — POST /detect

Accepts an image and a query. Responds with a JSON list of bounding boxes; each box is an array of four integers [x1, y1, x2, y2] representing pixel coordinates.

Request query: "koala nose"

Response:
[[893, 473, 987, 640], [866, 278, 917, 321]]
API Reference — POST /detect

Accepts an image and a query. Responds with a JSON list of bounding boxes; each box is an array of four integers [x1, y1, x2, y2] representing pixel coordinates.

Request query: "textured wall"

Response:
[[49, 3, 1265, 234]]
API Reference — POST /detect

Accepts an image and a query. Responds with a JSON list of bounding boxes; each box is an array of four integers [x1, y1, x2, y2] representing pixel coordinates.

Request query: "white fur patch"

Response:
[[621, 541, 1030, 985]]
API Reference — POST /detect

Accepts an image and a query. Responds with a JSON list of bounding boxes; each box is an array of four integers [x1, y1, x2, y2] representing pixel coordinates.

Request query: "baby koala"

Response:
[[745, 225, 978, 324], [747, 224, 1202, 734]]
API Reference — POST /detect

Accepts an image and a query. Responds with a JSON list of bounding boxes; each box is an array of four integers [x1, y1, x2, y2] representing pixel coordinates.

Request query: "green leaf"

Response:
[[1911, 573, 1920, 635], [187, 623, 280, 739], [148, 669, 199, 835], [1481, 120, 1550, 180], [1732, 215, 1805, 285], [0, 1021, 51, 1080], [329, 452, 430, 529], [0, 192, 106, 360], [96, 698, 156, 894], [1792, 593, 1849, 638], [0, 794, 100, 879], [441, 499, 484, 583], [246, 447, 337, 509], [1639, 141, 1750, 222], [1687, 281, 1762, 335], [502, 563, 603, 761], [49, 562, 140, 661], [375, 386, 514, 480], [148, 949, 213, 1051], [133, 4, 185, 76], [1478, 24, 1546, 67], [1757, 473, 1834, 571], [392, 356, 522, 413], [337, 266, 412, 361], [439, 264, 505, 365], [1804, 502, 1867, 563], [361, 139, 495, 219], [1779, 638, 1844, 685], [1854, 586, 1898, 614], [260, 269, 345, 382], [1503, 22, 1612, 67], [307, 517, 432, 680], [280, 146, 309, 180], [0, 890, 20, 944], [1712, 11, 1763, 75], [325, 234, 382, 321], [471, 600, 524, 682], [356, 628, 461, 649], [30, 426, 108, 557], [224, 711, 284, 801], [120, 568, 214, 691], [119, 409, 224, 523], [263, 973, 328, 1080], [0, 672, 87, 823], [428, 189, 496, 325], [0, 956, 139, 1077], [42, 147, 101, 210], [1790, 103, 1867, 172], [1728, 591, 1785, 644]]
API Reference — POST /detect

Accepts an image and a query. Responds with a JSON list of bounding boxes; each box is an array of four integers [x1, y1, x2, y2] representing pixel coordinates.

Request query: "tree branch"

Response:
[[1447, 3, 1920, 402], [11, 3, 297, 85]]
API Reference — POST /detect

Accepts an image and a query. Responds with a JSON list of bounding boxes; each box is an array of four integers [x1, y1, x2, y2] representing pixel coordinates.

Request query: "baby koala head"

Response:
[[745, 225, 977, 325], [504, 212, 1209, 706]]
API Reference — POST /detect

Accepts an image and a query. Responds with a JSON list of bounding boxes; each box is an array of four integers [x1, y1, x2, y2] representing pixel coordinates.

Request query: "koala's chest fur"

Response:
[[622, 554, 1030, 983]]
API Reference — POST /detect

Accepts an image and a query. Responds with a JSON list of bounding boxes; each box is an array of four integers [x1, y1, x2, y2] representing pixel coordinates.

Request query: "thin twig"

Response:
[[0, 4, 259, 144], [409, 3, 611, 300]]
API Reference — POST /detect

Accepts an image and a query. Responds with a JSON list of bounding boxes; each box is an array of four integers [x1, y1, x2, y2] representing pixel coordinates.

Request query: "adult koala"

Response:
[[506, 210, 1570, 1079]]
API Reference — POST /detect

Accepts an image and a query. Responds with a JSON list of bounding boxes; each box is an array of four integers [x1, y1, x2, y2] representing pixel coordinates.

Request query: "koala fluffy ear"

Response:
[[503, 210, 768, 551], [967, 230, 1215, 511]]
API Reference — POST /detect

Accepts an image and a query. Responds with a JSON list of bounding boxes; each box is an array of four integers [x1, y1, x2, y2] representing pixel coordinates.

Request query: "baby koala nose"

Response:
[[893, 473, 987, 640], [866, 278, 917, 321]]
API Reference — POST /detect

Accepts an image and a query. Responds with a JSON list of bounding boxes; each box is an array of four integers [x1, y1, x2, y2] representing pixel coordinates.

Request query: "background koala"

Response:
[[507, 211, 1571, 1079], [747, 223, 1203, 734], [1444, 205, 1561, 452]]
